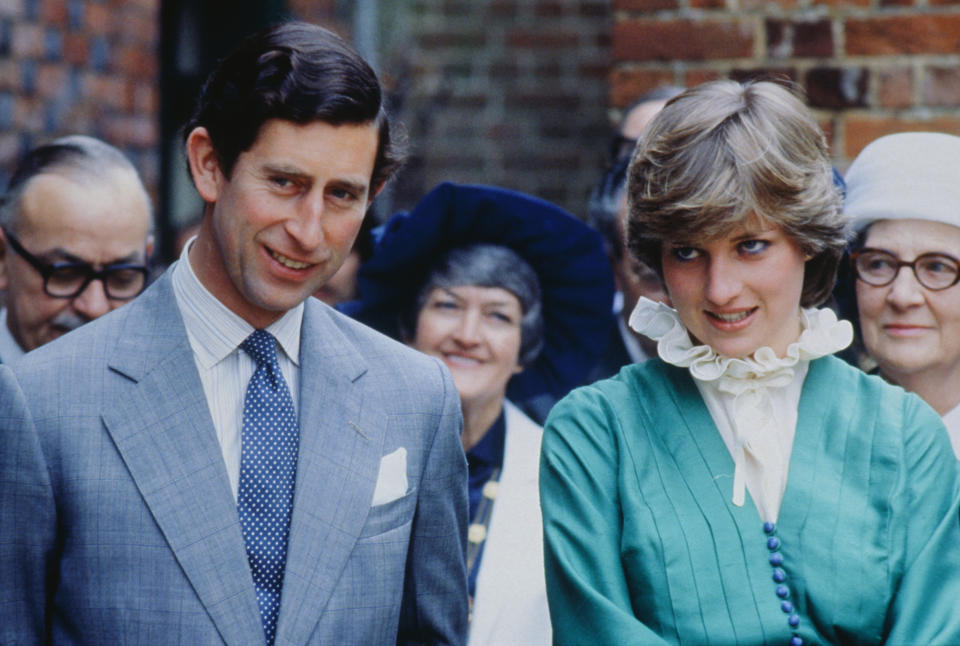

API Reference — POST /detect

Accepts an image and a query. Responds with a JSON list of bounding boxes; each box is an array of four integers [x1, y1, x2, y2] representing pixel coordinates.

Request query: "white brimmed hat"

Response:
[[844, 132, 960, 231]]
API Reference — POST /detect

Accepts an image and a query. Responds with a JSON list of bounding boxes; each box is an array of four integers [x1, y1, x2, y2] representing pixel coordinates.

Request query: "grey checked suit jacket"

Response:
[[0, 269, 469, 645]]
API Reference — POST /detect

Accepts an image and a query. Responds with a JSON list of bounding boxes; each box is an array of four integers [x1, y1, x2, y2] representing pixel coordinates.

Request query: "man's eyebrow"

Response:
[[40, 247, 144, 266], [330, 178, 370, 195], [262, 162, 310, 179], [261, 163, 370, 195]]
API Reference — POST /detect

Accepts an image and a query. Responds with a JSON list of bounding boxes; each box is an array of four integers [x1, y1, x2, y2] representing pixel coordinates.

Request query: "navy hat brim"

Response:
[[340, 182, 616, 403]]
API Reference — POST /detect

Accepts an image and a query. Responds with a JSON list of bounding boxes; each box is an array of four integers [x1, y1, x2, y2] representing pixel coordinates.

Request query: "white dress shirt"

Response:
[[171, 239, 304, 500], [0, 308, 25, 363], [693, 363, 807, 523]]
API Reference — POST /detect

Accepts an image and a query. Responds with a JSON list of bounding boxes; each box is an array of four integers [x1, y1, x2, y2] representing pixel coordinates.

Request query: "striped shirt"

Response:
[[171, 237, 303, 500]]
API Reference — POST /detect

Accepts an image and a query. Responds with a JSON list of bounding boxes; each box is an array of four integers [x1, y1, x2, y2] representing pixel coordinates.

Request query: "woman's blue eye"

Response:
[[671, 247, 700, 261], [739, 239, 770, 255]]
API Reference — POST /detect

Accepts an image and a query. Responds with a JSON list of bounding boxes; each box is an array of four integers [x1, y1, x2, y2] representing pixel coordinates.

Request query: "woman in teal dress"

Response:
[[539, 79, 960, 645]]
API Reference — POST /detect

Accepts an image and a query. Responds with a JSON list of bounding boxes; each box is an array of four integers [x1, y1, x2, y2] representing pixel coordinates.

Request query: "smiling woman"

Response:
[[410, 247, 535, 451], [340, 182, 614, 646], [843, 132, 960, 459], [539, 79, 960, 646]]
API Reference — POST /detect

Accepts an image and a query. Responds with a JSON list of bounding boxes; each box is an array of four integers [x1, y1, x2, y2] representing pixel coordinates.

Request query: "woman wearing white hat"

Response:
[[844, 131, 960, 458]]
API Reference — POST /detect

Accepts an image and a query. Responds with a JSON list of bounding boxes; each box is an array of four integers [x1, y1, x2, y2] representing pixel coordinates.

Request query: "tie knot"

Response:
[[241, 329, 278, 368]]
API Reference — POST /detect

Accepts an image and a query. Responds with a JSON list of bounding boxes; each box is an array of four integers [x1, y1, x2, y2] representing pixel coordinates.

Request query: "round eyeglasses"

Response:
[[851, 248, 960, 291], [2, 227, 149, 300]]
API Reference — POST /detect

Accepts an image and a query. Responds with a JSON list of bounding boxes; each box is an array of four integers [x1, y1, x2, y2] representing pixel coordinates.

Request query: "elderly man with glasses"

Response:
[[0, 135, 153, 361]]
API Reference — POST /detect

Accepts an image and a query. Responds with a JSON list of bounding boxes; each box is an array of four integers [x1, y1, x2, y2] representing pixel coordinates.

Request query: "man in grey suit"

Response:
[[0, 21, 468, 646]]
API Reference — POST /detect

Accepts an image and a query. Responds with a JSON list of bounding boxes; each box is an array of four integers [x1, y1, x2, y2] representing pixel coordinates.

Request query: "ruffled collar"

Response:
[[630, 298, 853, 519], [628, 297, 853, 386]]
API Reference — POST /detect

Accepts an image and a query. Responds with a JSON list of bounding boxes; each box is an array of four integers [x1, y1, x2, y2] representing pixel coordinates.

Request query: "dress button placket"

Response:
[[764, 522, 803, 646]]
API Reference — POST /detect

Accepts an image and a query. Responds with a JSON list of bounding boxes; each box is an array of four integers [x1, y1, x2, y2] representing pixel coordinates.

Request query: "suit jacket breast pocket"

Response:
[[358, 487, 417, 539]]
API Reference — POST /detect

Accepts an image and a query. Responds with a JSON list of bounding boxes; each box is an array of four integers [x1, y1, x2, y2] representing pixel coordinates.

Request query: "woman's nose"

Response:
[[452, 309, 483, 345], [885, 267, 926, 309], [703, 257, 742, 305]]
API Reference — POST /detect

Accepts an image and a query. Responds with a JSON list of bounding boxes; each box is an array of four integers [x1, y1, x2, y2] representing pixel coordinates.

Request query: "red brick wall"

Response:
[[610, 0, 960, 168], [5, 1, 957, 221], [0, 0, 160, 195], [0, 1, 611, 221], [387, 0, 613, 217]]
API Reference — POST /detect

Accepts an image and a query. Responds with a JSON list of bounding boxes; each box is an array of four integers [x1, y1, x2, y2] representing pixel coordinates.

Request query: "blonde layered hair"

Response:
[[626, 79, 846, 307]]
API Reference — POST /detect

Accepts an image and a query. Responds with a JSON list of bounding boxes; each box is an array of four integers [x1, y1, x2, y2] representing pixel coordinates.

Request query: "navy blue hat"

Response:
[[340, 182, 615, 404]]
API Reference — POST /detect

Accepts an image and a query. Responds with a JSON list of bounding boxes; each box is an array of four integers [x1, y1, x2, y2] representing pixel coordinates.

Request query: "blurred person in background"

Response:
[[0, 135, 153, 362], [842, 131, 960, 459], [586, 85, 683, 379], [342, 182, 614, 646]]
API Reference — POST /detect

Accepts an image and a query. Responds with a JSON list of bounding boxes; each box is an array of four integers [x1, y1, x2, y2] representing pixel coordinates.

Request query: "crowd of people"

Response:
[[2, 18, 960, 646]]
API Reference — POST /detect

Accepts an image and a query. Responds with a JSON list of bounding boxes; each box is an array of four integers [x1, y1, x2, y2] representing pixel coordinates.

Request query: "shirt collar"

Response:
[[171, 237, 303, 369]]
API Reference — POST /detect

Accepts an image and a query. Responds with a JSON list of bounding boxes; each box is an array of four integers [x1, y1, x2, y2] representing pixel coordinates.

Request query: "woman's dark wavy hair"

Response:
[[183, 21, 405, 189]]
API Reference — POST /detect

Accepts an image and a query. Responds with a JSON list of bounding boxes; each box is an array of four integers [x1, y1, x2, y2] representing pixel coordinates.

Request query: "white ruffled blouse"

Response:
[[628, 297, 853, 523]]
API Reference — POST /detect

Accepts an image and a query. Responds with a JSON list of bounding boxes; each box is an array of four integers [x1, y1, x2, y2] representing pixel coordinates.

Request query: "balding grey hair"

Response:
[[0, 135, 150, 230]]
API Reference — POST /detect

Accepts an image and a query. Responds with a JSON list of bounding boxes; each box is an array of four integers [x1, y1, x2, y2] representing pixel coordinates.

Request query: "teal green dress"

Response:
[[540, 356, 960, 645]]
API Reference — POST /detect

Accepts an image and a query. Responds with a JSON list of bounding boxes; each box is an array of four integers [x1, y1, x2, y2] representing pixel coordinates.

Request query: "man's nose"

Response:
[[286, 195, 326, 249], [71, 278, 112, 320]]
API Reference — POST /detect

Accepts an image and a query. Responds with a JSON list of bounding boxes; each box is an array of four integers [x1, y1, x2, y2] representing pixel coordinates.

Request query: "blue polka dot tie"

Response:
[[238, 330, 299, 646]]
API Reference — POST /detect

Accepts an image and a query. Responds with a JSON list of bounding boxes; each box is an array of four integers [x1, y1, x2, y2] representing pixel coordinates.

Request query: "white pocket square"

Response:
[[371, 447, 408, 506]]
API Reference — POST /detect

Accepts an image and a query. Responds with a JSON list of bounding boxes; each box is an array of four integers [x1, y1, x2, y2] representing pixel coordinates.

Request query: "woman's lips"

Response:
[[705, 307, 757, 330], [882, 323, 931, 337], [443, 353, 483, 367]]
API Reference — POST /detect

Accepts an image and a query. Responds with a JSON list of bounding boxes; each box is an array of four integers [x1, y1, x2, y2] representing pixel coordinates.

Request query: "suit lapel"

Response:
[[276, 301, 387, 644], [100, 274, 263, 646]]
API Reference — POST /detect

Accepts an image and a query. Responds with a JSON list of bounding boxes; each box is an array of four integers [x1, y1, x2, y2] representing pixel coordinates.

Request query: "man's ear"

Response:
[[185, 127, 224, 203]]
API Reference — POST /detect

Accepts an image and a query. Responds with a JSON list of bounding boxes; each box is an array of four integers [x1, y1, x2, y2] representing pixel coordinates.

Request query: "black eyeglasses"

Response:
[[851, 248, 960, 291], [2, 227, 148, 300]]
